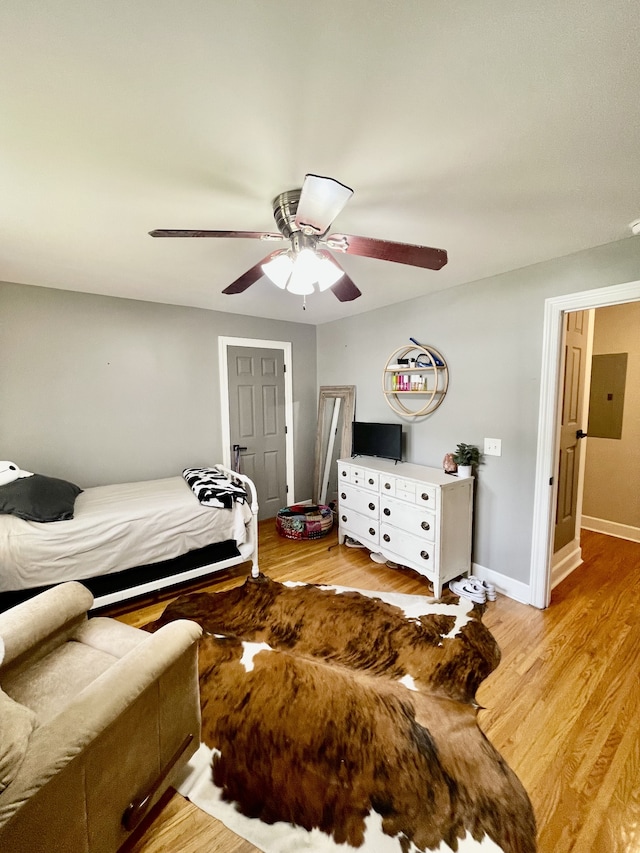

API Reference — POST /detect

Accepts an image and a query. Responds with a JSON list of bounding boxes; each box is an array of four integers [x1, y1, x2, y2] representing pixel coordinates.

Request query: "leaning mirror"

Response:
[[313, 386, 356, 505]]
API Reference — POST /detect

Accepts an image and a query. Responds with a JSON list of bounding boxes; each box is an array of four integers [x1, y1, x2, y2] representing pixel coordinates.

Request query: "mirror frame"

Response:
[[313, 385, 356, 505]]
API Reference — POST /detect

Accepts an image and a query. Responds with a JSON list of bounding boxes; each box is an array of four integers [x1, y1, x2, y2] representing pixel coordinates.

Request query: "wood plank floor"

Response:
[[112, 525, 640, 853]]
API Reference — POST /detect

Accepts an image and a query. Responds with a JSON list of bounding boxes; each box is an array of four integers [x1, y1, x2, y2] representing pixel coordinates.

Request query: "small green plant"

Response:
[[452, 443, 482, 467]]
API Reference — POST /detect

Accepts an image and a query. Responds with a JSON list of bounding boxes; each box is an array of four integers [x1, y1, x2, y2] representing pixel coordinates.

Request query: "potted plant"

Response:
[[452, 443, 481, 479]]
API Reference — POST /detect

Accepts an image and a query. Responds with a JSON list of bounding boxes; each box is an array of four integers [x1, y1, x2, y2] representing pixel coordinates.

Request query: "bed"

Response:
[[0, 465, 259, 610]]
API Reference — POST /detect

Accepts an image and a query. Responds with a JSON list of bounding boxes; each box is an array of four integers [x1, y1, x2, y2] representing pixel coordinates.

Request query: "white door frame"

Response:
[[530, 278, 640, 608], [219, 337, 295, 504]]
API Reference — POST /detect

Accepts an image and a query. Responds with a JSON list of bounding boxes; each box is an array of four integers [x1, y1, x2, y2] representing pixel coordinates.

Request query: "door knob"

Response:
[[576, 430, 588, 440]]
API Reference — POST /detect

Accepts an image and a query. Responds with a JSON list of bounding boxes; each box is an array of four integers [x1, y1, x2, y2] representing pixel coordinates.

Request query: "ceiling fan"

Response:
[[149, 174, 448, 302]]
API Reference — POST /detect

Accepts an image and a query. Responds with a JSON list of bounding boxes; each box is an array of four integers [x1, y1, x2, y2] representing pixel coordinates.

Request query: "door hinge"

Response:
[[286, 484, 289, 492], [285, 425, 288, 434], [549, 477, 554, 486]]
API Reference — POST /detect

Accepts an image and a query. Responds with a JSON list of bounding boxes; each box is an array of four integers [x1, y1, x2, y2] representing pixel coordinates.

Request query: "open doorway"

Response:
[[530, 279, 640, 608]]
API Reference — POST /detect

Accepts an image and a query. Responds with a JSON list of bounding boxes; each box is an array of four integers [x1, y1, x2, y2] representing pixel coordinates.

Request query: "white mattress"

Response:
[[0, 476, 252, 593]]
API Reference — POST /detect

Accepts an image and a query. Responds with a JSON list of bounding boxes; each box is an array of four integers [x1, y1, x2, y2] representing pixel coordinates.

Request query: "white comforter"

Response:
[[0, 476, 252, 593]]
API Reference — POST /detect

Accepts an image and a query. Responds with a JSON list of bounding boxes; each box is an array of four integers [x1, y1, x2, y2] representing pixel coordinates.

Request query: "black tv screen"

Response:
[[352, 421, 402, 462]]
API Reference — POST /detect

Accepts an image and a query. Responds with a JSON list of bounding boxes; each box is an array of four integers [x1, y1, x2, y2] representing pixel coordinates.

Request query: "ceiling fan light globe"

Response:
[[316, 256, 344, 291], [287, 249, 317, 295], [262, 253, 293, 289]]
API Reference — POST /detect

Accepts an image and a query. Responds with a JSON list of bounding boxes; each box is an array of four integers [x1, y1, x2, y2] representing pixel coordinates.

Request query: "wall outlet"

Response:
[[484, 437, 502, 457]]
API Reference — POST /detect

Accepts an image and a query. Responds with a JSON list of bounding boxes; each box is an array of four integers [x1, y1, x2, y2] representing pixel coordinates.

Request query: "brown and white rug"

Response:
[[149, 576, 536, 853]]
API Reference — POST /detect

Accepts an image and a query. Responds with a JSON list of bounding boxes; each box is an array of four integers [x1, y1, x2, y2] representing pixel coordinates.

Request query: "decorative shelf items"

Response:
[[382, 343, 448, 417]]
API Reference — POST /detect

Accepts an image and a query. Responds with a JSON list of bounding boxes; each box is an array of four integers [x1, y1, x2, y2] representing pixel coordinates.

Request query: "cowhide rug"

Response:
[[148, 576, 536, 853]]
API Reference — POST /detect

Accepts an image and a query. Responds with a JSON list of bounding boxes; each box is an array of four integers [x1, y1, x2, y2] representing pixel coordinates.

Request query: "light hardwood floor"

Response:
[[112, 525, 640, 853]]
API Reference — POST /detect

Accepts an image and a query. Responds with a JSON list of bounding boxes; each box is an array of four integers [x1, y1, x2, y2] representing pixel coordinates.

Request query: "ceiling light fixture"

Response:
[[630, 218, 640, 236], [261, 249, 344, 296], [295, 174, 353, 236], [261, 253, 293, 289]]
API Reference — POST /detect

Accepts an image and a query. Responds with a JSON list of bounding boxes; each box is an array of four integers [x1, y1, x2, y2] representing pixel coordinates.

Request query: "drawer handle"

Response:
[[421, 492, 430, 501], [421, 521, 430, 531], [368, 502, 375, 511], [341, 471, 347, 477], [369, 527, 376, 536], [341, 515, 347, 522], [383, 508, 391, 516], [420, 550, 430, 560], [368, 478, 374, 485], [383, 534, 390, 542], [341, 492, 346, 500], [384, 482, 391, 490]]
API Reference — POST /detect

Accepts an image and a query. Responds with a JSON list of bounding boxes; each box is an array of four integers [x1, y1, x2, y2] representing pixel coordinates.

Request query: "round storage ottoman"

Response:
[[276, 504, 334, 540]]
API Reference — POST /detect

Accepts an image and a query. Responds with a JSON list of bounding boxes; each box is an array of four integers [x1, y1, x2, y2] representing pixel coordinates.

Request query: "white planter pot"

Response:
[[457, 465, 473, 479]]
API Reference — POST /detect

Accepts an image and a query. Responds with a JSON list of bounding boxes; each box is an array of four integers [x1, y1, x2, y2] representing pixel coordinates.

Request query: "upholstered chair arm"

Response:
[[0, 618, 202, 826], [0, 582, 94, 669]]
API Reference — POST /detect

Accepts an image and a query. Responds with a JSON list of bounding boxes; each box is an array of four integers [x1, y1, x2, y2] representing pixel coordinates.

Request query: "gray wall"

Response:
[[316, 237, 640, 587], [0, 282, 317, 498]]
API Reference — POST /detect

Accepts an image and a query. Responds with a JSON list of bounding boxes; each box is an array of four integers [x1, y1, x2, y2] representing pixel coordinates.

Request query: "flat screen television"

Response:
[[352, 421, 402, 462]]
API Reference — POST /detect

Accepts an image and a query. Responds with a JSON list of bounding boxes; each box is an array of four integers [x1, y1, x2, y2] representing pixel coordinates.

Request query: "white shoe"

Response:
[[468, 576, 497, 601], [449, 579, 487, 605]]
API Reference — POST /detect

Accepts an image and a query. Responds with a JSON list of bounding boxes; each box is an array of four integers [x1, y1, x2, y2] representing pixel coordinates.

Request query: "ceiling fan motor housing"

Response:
[[272, 189, 302, 238]]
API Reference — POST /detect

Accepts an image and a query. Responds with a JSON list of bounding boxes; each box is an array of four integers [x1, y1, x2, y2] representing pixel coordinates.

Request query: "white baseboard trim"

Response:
[[581, 516, 640, 543], [550, 541, 583, 590], [471, 563, 532, 606]]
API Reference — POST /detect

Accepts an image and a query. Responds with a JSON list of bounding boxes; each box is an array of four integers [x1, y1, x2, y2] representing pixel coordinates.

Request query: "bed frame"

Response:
[[92, 465, 260, 609], [0, 465, 260, 613]]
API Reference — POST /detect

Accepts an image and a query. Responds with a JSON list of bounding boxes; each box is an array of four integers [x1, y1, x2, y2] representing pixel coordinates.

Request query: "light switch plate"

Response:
[[484, 438, 502, 457]]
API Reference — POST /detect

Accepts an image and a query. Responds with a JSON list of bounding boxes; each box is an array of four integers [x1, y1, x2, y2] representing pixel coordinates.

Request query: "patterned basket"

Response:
[[276, 504, 334, 540]]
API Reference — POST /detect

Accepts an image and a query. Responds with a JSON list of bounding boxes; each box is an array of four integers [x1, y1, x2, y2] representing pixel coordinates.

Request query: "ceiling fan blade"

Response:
[[222, 250, 283, 294], [294, 175, 353, 236], [317, 250, 361, 302], [149, 229, 284, 240], [326, 234, 447, 271]]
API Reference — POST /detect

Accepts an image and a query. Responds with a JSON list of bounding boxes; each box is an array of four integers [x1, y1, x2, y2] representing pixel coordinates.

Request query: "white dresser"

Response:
[[337, 456, 473, 597]]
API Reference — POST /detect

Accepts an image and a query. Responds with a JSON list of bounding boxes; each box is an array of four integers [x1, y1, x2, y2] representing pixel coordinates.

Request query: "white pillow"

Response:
[[0, 462, 33, 487]]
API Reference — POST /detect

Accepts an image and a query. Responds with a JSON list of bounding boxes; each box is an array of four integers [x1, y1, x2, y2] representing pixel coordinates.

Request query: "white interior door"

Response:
[[553, 311, 590, 553]]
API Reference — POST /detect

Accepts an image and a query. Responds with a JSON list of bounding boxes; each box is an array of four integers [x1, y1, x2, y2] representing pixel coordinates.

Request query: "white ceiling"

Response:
[[1, 1, 639, 325]]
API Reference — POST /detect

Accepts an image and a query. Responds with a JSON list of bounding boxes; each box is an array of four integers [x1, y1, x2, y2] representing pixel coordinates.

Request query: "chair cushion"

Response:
[[0, 689, 37, 793]]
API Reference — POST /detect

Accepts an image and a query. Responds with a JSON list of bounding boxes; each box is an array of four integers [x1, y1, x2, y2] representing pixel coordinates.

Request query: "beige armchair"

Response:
[[0, 581, 202, 853]]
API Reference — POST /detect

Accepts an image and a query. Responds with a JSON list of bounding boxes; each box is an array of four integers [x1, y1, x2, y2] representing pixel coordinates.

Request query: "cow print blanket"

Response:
[[182, 466, 248, 509], [149, 576, 536, 853]]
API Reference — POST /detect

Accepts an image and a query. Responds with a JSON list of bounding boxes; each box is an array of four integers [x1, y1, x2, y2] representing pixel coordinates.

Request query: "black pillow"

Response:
[[0, 474, 83, 522]]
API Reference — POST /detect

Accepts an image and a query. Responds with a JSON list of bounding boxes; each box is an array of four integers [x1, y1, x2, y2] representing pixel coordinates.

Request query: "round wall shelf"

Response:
[[382, 344, 449, 417]]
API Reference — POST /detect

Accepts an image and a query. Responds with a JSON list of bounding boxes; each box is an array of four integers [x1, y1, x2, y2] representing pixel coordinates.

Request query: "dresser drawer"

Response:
[[338, 463, 351, 482], [393, 478, 416, 500], [352, 469, 379, 491], [415, 486, 437, 508], [339, 508, 379, 547], [337, 463, 378, 491], [380, 476, 396, 496], [380, 496, 436, 542], [339, 484, 379, 518], [380, 523, 434, 571]]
